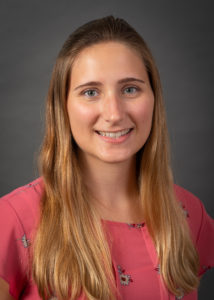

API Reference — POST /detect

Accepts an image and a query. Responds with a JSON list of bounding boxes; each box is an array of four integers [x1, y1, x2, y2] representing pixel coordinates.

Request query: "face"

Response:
[[67, 42, 154, 164]]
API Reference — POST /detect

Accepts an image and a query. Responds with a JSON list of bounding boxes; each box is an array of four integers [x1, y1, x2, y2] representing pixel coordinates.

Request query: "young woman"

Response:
[[0, 15, 213, 300]]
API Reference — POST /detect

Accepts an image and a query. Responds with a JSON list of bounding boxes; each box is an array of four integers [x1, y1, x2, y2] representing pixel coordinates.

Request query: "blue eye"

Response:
[[83, 89, 98, 97], [124, 86, 138, 94]]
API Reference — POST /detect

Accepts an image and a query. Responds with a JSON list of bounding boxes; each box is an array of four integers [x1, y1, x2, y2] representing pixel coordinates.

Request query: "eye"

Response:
[[123, 86, 139, 95], [82, 89, 98, 97]]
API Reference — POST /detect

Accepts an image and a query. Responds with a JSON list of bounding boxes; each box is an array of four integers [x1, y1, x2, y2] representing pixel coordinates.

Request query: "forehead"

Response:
[[70, 41, 148, 84]]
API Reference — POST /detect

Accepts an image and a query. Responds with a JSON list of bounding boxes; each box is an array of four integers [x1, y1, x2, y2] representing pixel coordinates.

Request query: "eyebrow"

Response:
[[73, 77, 145, 91]]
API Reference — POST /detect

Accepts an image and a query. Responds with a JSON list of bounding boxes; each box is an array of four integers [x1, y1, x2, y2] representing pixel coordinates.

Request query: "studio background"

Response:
[[0, 0, 213, 299]]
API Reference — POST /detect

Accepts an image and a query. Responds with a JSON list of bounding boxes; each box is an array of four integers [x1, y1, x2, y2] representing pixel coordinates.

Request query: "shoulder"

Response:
[[174, 184, 214, 273], [0, 177, 43, 208], [0, 177, 44, 234], [174, 184, 214, 272], [173, 184, 207, 243], [174, 184, 201, 207], [0, 179, 44, 298], [173, 184, 202, 218]]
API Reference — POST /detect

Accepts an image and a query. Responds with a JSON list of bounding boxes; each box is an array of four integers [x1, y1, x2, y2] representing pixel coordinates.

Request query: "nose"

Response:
[[102, 93, 124, 123]]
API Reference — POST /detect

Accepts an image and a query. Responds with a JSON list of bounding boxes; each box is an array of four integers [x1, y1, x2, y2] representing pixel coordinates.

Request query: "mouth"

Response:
[[95, 128, 133, 139]]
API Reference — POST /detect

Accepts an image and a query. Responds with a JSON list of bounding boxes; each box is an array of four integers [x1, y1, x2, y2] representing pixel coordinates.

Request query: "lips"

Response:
[[96, 128, 133, 139]]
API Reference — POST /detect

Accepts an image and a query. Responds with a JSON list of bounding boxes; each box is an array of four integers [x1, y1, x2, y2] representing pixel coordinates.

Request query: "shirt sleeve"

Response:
[[196, 200, 214, 276], [0, 198, 29, 299]]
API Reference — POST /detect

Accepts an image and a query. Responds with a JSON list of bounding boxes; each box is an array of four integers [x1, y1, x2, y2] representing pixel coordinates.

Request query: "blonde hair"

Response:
[[32, 16, 200, 299]]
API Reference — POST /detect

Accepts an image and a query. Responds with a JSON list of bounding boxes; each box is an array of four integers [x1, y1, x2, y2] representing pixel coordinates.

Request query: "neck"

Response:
[[79, 152, 142, 222]]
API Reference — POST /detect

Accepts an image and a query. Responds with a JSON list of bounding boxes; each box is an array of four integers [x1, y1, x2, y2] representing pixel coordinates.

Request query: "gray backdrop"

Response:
[[0, 0, 213, 299]]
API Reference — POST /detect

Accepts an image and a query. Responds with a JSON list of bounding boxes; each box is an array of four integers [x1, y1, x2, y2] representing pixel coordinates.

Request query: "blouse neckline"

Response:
[[101, 218, 145, 227]]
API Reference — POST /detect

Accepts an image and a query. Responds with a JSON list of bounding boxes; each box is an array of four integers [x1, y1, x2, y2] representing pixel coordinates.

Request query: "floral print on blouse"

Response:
[[0, 178, 213, 299]]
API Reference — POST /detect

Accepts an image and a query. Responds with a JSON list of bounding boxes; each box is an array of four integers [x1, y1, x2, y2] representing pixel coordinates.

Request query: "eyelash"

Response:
[[82, 86, 140, 97]]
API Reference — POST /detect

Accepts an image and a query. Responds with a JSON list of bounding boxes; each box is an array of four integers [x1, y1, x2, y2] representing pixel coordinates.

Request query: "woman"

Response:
[[0, 15, 213, 300]]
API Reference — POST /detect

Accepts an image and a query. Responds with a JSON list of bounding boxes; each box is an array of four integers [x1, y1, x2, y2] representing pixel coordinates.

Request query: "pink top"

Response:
[[0, 177, 213, 300]]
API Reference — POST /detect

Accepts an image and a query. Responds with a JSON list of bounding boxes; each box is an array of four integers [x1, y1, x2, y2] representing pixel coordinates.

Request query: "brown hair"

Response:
[[32, 15, 200, 299]]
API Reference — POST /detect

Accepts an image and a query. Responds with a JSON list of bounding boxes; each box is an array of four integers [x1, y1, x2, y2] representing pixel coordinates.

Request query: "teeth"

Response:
[[98, 128, 131, 138]]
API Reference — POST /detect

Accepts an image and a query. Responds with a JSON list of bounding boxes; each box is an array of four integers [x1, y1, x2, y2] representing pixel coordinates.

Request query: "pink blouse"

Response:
[[0, 177, 213, 300]]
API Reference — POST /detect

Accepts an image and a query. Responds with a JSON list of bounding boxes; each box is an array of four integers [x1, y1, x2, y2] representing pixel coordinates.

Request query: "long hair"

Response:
[[32, 16, 200, 299]]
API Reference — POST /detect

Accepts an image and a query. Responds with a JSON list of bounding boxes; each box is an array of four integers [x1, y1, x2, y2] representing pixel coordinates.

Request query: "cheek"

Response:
[[67, 103, 97, 133], [133, 100, 154, 129]]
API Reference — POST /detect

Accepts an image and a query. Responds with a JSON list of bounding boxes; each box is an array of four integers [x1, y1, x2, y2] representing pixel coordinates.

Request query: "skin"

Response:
[[0, 278, 14, 300], [67, 41, 154, 222]]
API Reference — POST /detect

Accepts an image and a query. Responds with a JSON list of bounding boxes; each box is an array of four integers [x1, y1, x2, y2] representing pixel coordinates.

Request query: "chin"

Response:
[[98, 153, 135, 164]]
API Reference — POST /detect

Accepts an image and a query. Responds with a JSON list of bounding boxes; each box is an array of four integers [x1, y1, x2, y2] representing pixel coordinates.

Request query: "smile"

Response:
[[96, 128, 132, 138]]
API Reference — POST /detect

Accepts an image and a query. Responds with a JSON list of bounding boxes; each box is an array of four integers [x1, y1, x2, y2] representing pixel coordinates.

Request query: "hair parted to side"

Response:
[[32, 15, 200, 300]]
